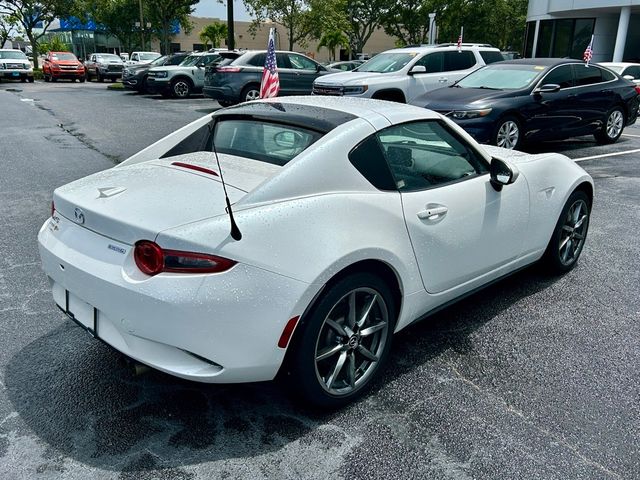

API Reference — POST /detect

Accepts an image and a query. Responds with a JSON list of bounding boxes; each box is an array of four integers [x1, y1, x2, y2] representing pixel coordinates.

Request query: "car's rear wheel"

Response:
[[43, 74, 50, 82], [240, 85, 261, 103], [542, 190, 591, 273], [97, 71, 103, 82], [171, 78, 192, 98], [79, 77, 85, 83], [493, 116, 522, 150], [28, 77, 34, 83], [288, 273, 396, 408], [594, 106, 625, 144]]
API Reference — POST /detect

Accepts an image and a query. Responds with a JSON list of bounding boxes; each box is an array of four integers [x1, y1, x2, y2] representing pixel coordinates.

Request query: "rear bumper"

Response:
[[203, 85, 237, 103], [38, 214, 316, 383]]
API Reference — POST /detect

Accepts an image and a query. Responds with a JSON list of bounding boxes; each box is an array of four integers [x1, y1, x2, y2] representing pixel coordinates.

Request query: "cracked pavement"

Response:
[[0, 81, 638, 479]]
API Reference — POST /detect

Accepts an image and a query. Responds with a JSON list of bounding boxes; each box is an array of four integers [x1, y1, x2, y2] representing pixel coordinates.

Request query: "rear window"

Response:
[[480, 51, 505, 65], [210, 119, 323, 166]]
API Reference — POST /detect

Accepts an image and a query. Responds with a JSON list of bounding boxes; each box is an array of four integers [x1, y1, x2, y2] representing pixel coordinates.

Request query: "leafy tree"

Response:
[[0, 0, 74, 67], [145, 0, 197, 54], [38, 33, 70, 53], [200, 21, 227, 49], [74, 0, 143, 54], [344, 0, 388, 56], [1, 14, 18, 47], [380, 0, 438, 46], [243, 0, 313, 51], [317, 29, 348, 61]]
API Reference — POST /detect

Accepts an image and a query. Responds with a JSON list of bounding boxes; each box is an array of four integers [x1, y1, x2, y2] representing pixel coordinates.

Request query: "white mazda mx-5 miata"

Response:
[[38, 97, 593, 407]]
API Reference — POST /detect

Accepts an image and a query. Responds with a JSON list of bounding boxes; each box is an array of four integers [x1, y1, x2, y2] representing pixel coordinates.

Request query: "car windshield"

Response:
[[212, 119, 323, 166], [356, 53, 416, 73], [0, 51, 28, 60], [96, 54, 120, 61], [457, 64, 544, 89], [51, 53, 76, 61], [140, 53, 160, 60], [180, 55, 205, 67], [150, 55, 167, 65]]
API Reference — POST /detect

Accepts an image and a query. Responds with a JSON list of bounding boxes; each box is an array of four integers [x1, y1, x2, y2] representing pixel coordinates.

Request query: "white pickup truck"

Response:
[[127, 51, 161, 66]]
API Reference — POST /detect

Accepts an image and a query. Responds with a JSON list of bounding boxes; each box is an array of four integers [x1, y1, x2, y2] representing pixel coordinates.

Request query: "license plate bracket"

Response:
[[58, 290, 98, 337]]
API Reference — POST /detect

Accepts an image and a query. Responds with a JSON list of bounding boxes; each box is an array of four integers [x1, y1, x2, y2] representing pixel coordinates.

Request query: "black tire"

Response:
[[286, 272, 397, 408], [51, 77, 57, 83], [492, 115, 522, 150], [240, 84, 261, 103], [28, 77, 34, 83], [71, 78, 76, 82], [97, 71, 103, 82], [140, 75, 149, 93], [542, 190, 591, 274], [218, 99, 234, 107], [171, 78, 192, 98], [372, 91, 406, 103], [43, 74, 50, 82], [79, 77, 85, 83], [594, 106, 625, 144], [21, 78, 26, 83]]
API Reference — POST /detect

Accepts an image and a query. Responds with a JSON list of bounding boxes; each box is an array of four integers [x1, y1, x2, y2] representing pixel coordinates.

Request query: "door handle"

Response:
[[567, 94, 577, 99], [438, 77, 448, 83], [417, 205, 448, 220]]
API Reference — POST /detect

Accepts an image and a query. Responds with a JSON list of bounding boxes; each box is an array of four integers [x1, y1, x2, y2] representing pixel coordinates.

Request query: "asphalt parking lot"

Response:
[[0, 80, 639, 479]]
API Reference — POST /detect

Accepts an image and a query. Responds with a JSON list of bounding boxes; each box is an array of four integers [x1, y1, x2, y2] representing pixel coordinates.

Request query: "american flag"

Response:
[[260, 28, 280, 98], [457, 26, 464, 52], [583, 35, 594, 67]]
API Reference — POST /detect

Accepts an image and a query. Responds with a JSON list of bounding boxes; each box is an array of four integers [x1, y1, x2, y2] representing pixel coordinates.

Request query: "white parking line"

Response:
[[621, 133, 640, 138], [573, 148, 640, 162]]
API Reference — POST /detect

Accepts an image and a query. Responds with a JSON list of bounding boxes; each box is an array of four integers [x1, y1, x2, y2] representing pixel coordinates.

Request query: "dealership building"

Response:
[[525, 1, 640, 62]]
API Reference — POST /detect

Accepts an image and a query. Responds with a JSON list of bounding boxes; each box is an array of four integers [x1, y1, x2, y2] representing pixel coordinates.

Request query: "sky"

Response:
[[194, 1, 252, 22]]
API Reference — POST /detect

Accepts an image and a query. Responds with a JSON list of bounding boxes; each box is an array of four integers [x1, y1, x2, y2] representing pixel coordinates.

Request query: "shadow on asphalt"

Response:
[[4, 265, 558, 473]]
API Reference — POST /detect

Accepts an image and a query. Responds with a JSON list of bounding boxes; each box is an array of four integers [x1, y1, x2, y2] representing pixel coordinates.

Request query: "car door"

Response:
[[524, 64, 581, 140], [287, 53, 323, 94], [377, 120, 529, 293], [274, 53, 296, 95], [193, 54, 219, 88], [87, 55, 96, 75], [572, 65, 616, 134]]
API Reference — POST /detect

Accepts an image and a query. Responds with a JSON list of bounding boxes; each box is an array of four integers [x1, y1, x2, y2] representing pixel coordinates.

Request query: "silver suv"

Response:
[[312, 44, 504, 103], [146, 51, 239, 98]]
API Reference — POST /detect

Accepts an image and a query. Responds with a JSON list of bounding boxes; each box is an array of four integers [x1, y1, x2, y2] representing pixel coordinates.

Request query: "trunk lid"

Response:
[[53, 152, 280, 245]]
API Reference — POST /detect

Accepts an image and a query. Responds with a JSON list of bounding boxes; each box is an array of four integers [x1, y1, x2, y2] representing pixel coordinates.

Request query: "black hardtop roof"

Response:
[[498, 58, 586, 67], [214, 101, 357, 133]]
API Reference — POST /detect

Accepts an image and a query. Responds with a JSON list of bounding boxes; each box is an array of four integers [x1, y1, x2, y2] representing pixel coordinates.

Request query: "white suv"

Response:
[[312, 44, 503, 103]]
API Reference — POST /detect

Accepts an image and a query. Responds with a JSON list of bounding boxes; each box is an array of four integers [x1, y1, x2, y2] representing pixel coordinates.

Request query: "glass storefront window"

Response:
[[571, 19, 595, 59], [524, 22, 536, 58]]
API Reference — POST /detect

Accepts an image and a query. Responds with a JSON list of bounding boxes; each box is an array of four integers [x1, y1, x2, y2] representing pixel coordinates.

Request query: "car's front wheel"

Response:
[[171, 78, 192, 98], [288, 272, 396, 408], [542, 190, 591, 273], [594, 106, 625, 144], [493, 116, 522, 150]]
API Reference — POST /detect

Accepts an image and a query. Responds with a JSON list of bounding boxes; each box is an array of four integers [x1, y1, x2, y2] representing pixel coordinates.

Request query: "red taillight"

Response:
[[634, 85, 640, 95], [216, 66, 241, 73], [134, 241, 164, 275], [171, 161, 219, 177], [134, 240, 236, 276]]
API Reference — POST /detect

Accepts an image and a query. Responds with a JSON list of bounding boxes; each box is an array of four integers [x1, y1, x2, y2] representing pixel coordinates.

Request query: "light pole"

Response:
[[428, 13, 436, 45], [227, 0, 235, 50], [138, 0, 145, 50]]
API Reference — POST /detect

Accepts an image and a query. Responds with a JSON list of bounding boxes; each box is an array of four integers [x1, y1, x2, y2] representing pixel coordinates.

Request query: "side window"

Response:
[[443, 51, 476, 72], [377, 121, 488, 192], [624, 66, 640, 79], [275, 53, 290, 68], [202, 54, 220, 66], [573, 65, 602, 86], [416, 52, 444, 73], [479, 51, 505, 65], [288, 54, 317, 71], [247, 53, 266, 67], [132, 54, 138, 61], [541, 65, 574, 89]]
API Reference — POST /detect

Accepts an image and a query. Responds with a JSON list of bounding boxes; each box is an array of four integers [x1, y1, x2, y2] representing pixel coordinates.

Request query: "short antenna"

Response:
[[211, 121, 242, 241]]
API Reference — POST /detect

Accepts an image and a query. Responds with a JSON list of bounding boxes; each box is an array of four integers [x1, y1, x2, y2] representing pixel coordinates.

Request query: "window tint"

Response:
[[377, 121, 487, 191], [417, 52, 444, 73], [623, 66, 640, 79], [573, 65, 602, 86], [480, 51, 505, 64], [348, 136, 396, 191], [443, 51, 476, 71], [288, 54, 317, 70], [247, 53, 266, 67], [541, 65, 574, 88]]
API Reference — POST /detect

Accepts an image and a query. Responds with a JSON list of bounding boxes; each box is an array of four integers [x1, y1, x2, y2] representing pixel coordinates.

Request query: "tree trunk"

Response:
[[27, 33, 38, 69]]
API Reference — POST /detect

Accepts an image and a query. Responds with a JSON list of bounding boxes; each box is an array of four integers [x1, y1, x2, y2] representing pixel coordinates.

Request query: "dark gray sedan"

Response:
[[203, 50, 337, 106]]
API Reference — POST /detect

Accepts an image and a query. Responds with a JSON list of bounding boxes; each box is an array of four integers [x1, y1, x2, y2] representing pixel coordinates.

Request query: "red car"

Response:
[[42, 52, 86, 82]]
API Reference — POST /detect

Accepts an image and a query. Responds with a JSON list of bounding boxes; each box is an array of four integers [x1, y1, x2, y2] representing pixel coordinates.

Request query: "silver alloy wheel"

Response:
[[173, 80, 190, 98], [606, 110, 624, 139], [496, 120, 520, 149], [244, 89, 260, 101], [314, 287, 389, 396], [558, 198, 589, 266]]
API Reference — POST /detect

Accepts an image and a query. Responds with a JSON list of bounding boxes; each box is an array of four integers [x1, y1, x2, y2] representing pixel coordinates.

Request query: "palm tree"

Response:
[[200, 22, 229, 49], [317, 30, 350, 62]]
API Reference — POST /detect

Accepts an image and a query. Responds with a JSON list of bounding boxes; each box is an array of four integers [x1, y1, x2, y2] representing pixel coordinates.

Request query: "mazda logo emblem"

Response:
[[74, 207, 85, 224]]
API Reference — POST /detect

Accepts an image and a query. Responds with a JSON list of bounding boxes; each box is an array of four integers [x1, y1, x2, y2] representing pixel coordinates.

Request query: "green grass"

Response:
[[107, 82, 125, 90]]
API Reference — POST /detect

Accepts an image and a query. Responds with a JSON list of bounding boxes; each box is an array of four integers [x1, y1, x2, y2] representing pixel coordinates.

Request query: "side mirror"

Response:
[[623, 74, 635, 81], [409, 65, 427, 75], [490, 157, 519, 191], [316, 64, 324, 73], [533, 83, 560, 95]]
